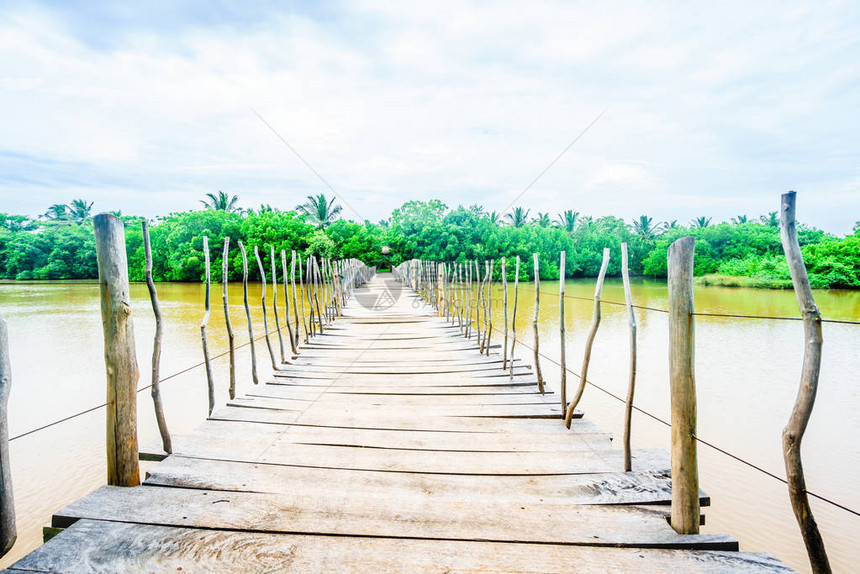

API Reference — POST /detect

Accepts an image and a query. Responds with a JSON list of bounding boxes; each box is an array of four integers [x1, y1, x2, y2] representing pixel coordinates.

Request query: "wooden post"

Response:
[[0, 314, 17, 556], [667, 236, 699, 535], [559, 251, 567, 412], [142, 221, 171, 453], [222, 238, 236, 401], [565, 248, 610, 427], [532, 254, 545, 394], [485, 260, 494, 356], [200, 236, 215, 415], [312, 257, 325, 334], [780, 191, 831, 574], [437, 263, 445, 316], [466, 262, 473, 339], [621, 243, 638, 472], [255, 246, 283, 370], [510, 256, 519, 380], [502, 257, 508, 369], [237, 241, 258, 385], [271, 246, 286, 363], [478, 261, 486, 351], [281, 250, 298, 355], [297, 253, 308, 343], [93, 213, 140, 487]]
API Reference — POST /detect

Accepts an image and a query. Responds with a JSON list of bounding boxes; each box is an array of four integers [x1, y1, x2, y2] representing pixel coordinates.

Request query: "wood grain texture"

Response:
[[0, 315, 16, 557], [779, 191, 831, 574], [621, 242, 638, 472], [93, 213, 140, 487], [668, 236, 700, 535], [12, 519, 793, 574], [142, 220, 172, 454]]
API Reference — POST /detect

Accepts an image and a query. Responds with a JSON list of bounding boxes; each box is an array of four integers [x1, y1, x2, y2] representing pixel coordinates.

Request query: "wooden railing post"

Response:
[[93, 213, 140, 487], [780, 190, 831, 574], [142, 221, 172, 452], [0, 313, 17, 556], [667, 236, 698, 534]]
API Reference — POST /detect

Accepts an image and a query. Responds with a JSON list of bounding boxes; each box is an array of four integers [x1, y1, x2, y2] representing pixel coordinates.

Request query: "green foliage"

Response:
[[0, 201, 854, 290]]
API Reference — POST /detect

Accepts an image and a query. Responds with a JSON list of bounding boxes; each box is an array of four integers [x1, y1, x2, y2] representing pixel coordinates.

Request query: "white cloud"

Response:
[[0, 1, 858, 233]]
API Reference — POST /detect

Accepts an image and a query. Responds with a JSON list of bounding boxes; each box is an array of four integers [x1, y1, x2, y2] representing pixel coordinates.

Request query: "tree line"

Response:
[[0, 193, 857, 288]]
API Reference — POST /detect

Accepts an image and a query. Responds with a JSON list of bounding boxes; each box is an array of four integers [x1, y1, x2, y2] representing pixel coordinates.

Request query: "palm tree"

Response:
[[556, 210, 579, 233], [504, 207, 530, 228], [577, 215, 600, 233], [731, 215, 748, 225], [297, 193, 342, 229], [43, 204, 71, 222], [533, 213, 552, 227], [67, 199, 94, 223], [200, 190, 241, 213], [664, 219, 679, 230], [632, 215, 661, 239], [485, 211, 500, 226], [690, 216, 712, 228], [760, 212, 779, 227]]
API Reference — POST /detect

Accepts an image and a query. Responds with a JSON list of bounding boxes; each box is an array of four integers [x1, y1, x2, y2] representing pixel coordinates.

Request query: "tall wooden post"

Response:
[[281, 250, 298, 355], [238, 241, 258, 385], [667, 236, 699, 534], [559, 251, 567, 412], [502, 257, 508, 370], [142, 221, 171, 453], [510, 256, 519, 380], [200, 237, 215, 415], [621, 243, 638, 472], [780, 191, 831, 574], [0, 314, 16, 556], [532, 254, 545, 394], [93, 213, 140, 487], [222, 238, 236, 401]]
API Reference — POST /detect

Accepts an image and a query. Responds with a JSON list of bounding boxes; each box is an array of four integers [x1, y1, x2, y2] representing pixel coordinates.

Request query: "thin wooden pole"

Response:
[[466, 263, 473, 339], [297, 253, 308, 343], [271, 246, 286, 364], [237, 241, 258, 385], [437, 263, 444, 317], [0, 314, 16, 557], [281, 250, 298, 355], [222, 238, 236, 401], [255, 246, 283, 370], [667, 236, 699, 535], [313, 257, 325, 334], [621, 242, 638, 472], [307, 256, 315, 338], [142, 221, 171, 453], [532, 254, 545, 394], [485, 260, 494, 356], [510, 256, 519, 380], [93, 213, 140, 487], [200, 236, 215, 415], [502, 257, 508, 369], [559, 251, 567, 412], [478, 261, 486, 351], [780, 191, 831, 574], [565, 248, 610, 426]]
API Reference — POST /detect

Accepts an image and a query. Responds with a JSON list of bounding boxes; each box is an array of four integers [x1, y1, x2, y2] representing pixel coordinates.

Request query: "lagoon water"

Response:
[[0, 275, 858, 572]]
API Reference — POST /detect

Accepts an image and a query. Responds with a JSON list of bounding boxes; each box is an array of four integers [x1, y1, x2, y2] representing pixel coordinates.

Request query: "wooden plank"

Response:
[[52, 486, 737, 549], [145, 455, 711, 506], [147, 418, 613, 453], [211, 404, 590, 433], [11, 520, 792, 574]]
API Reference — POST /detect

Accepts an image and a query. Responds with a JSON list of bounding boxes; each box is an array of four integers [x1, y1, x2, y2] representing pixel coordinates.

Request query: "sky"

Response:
[[0, 0, 858, 233]]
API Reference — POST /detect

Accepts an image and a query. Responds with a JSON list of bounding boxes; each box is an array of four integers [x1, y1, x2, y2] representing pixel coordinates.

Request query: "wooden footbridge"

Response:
[[4, 273, 792, 572]]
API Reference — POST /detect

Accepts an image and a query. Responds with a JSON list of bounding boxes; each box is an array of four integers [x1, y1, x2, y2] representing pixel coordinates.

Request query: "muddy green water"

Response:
[[0, 275, 858, 572]]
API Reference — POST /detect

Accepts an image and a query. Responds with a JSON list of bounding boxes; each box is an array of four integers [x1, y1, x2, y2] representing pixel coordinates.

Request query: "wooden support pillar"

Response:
[[667, 236, 698, 534], [93, 213, 140, 487], [0, 313, 16, 557], [780, 191, 831, 574]]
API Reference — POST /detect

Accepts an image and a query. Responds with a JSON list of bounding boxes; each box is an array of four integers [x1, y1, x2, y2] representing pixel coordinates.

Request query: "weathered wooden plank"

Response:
[[211, 404, 589, 433], [11, 520, 793, 574], [146, 455, 711, 507], [52, 486, 736, 549]]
